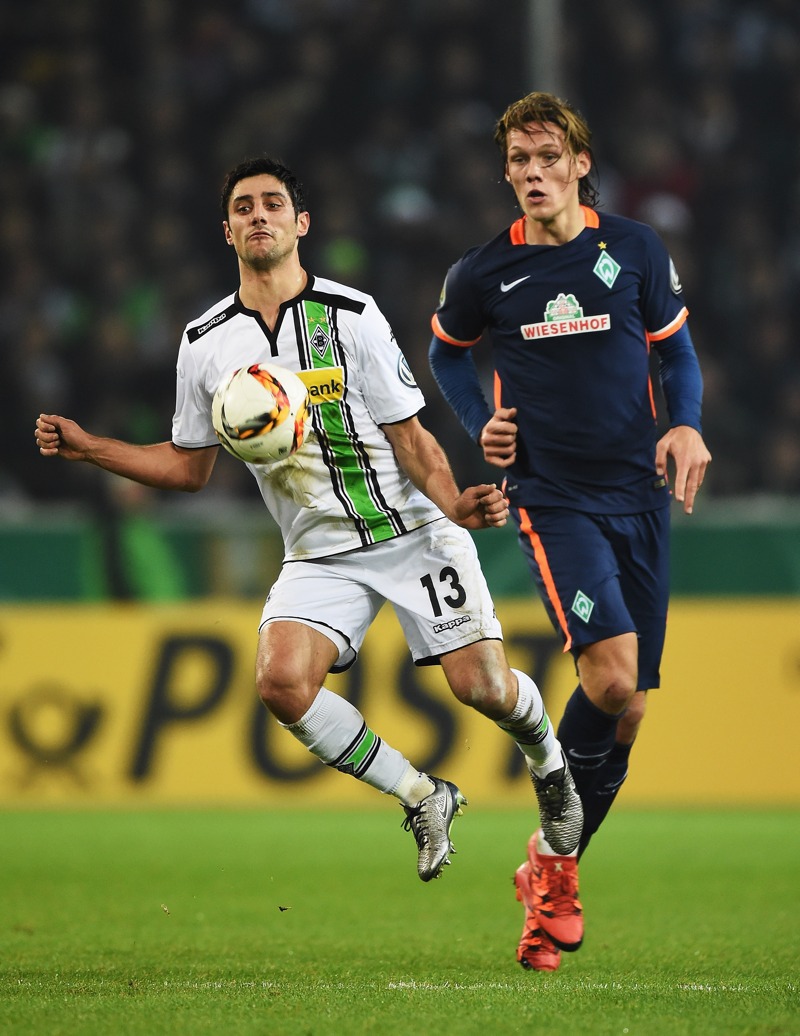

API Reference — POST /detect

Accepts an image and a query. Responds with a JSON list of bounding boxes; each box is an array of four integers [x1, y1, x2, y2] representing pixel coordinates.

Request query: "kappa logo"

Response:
[[187, 303, 237, 342], [432, 614, 470, 634], [195, 312, 227, 336], [571, 590, 594, 623], [296, 366, 345, 405]]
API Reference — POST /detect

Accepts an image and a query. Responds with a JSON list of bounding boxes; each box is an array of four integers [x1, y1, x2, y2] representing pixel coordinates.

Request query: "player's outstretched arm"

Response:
[[479, 407, 518, 468], [35, 413, 218, 493], [382, 416, 508, 529], [655, 424, 712, 515]]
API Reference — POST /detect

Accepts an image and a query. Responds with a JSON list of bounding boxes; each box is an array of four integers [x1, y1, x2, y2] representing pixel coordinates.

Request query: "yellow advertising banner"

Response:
[[1, 598, 798, 806]]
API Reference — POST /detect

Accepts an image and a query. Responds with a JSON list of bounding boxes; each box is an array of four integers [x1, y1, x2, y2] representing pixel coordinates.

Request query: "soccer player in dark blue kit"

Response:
[[429, 92, 712, 971]]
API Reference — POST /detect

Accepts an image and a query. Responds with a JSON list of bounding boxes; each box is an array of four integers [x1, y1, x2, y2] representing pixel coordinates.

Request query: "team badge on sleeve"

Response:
[[669, 258, 683, 295], [398, 354, 417, 388]]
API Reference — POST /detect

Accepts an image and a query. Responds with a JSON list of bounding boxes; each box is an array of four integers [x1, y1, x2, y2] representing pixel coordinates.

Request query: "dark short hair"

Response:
[[494, 92, 599, 207], [220, 157, 307, 219]]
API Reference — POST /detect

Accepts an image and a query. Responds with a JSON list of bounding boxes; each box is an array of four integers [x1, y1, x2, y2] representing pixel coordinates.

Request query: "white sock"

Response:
[[393, 764, 435, 808], [497, 669, 562, 776], [280, 688, 410, 795]]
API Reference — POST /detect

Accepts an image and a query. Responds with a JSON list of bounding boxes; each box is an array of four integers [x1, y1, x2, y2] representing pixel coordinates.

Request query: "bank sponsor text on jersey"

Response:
[[296, 366, 345, 404]]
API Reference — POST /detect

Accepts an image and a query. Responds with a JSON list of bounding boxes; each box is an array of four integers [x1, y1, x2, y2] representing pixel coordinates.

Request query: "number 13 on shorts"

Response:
[[420, 567, 467, 616]]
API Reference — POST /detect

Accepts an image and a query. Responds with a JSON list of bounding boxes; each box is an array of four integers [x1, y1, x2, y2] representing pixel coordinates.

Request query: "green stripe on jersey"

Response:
[[303, 300, 397, 543]]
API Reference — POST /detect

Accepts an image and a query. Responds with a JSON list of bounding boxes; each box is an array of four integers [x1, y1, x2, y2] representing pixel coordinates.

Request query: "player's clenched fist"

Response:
[[480, 407, 518, 468], [451, 483, 509, 529], [35, 414, 87, 461]]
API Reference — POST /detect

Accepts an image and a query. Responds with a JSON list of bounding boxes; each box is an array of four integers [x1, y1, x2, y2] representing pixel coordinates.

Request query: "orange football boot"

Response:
[[528, 830, 583, 951], [514, 860, 561, 971]]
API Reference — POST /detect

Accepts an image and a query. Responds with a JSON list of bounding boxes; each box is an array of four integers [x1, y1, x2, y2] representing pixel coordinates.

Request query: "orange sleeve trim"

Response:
[[431, 312, 480, 346], [647, 307, 688, 343], [493, 370, 502, 410], [644, 307, 689, 418], [647, 373, 657, 420], [581, 206, 600, 228], [517, 506, 572, 652]]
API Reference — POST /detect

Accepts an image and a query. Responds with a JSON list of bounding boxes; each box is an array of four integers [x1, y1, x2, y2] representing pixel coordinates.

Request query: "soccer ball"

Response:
[[212, 362, 310, 464]]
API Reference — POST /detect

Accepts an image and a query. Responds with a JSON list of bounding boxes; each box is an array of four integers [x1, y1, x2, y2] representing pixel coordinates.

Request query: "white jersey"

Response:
[[172, 275, 444, 560]]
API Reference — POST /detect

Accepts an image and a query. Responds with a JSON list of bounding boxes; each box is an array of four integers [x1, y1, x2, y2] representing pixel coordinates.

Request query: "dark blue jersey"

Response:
[[432, 208, 695, 514]]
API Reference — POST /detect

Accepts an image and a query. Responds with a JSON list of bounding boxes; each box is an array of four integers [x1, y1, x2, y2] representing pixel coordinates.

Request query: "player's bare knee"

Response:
[[448, 670, 515, 719], [604, 677, 637, 715], [441, 641, 516, 718], [580, 669, 637, 715], [617, 691, 647, 742], [579, 634, 638, 711], [255, 657, 314, 722], [255, 667, 284, 712]]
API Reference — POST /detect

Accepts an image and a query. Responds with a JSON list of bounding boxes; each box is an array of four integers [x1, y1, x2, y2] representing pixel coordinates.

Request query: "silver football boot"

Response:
[[530, 752, 583, 856], [402, 776, 467, 881]]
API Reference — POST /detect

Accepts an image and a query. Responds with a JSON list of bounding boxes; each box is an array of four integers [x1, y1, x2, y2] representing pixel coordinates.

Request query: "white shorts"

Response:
[[259, 519, 503, 671]]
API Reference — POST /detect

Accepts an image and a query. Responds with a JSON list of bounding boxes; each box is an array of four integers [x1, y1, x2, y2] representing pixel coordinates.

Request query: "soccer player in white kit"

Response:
[[36, 157, 583, 884]]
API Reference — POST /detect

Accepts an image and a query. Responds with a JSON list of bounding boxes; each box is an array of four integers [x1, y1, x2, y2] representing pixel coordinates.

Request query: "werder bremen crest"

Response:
[[593, 249, 621, 288], [571, 590, 594, 622]]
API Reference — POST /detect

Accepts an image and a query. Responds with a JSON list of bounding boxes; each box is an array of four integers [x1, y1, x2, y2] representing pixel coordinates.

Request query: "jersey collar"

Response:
[[509, 206, 599, 245]]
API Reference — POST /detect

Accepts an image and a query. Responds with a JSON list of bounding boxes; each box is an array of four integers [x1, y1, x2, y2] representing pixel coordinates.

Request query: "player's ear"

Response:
[[575, 151, 592, 178], [223, 221, 234, 246], [296, 211, 310, 238]]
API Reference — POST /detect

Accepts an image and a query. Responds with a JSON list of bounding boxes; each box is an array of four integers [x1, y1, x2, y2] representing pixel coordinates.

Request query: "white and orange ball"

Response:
[[212, 362, 309, 464]]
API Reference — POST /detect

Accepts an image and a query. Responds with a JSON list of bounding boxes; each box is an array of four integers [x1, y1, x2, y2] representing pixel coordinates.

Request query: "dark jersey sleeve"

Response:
[[431, 255, 485, 346], [428, 336, 493, 443], [640, 223, 687, 336], [655, 322, 704, 432]]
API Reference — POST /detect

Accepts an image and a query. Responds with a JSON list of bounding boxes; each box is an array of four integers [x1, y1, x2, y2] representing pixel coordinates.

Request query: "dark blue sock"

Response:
[[578, 740, 633, 858], [557, 685, 621, 803]]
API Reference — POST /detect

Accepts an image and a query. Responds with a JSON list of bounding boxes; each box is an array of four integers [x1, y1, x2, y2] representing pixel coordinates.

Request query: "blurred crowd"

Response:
[[4, 0, 800, 514]]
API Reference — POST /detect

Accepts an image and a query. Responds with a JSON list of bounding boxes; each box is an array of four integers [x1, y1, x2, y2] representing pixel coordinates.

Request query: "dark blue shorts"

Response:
[[509, 505, 670, 690]]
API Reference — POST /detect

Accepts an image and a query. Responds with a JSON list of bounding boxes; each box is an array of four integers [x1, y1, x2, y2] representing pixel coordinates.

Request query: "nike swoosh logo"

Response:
[[500, 276, 530, 293]]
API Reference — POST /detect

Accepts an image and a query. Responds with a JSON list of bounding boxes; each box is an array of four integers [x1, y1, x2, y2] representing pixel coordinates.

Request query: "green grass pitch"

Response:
[[1, 807, 797, 1035]]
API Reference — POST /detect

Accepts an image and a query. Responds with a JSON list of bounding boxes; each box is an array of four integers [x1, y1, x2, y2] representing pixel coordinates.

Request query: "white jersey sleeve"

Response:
[[172, 332, 218, 448], [171, 293, 240, 449], [353, 296, 426, 426]]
